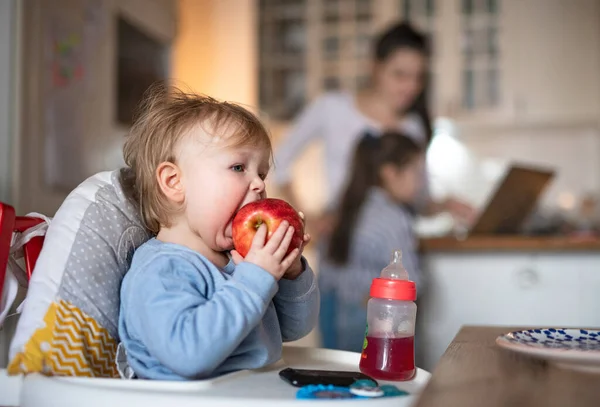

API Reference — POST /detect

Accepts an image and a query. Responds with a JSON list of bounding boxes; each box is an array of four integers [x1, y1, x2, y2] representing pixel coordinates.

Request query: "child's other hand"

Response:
[[443, 197, 477, 225], [282, 211, 310, 280], [231, 221, 300, 281]]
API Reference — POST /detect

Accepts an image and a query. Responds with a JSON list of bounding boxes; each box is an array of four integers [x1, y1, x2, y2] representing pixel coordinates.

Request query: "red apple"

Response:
[[232, 198, 304, 258]]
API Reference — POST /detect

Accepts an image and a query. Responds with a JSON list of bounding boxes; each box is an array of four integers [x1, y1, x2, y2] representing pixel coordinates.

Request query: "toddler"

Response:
[[118, 87, 319, 380]]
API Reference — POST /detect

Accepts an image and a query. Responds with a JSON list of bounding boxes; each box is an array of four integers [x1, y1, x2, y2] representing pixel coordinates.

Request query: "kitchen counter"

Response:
[[417, 236, 600, 372], [420, 235, 600, 252]]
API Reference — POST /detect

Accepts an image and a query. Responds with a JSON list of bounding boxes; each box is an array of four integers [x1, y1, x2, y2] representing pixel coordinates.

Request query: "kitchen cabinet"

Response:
[[508, 0, 600, 126], [259, 0, 600, 128], [417, 0, 600, 129], [418, 249, 600, 371]]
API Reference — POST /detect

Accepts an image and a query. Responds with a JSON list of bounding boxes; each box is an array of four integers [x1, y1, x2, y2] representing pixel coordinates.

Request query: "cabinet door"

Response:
[[437, 0, 600, 129], [419, 253, 535, 372], [537, 254, 600, 326], [433, 0, 516, 125], [418, 253, 600, 371], [511, 0, 600, 125]]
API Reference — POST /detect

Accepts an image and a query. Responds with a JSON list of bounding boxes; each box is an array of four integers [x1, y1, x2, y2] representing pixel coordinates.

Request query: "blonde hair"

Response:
[[122, 84, 272, 234]]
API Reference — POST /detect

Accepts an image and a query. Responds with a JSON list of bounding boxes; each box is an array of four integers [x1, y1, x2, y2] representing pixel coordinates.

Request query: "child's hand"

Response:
[[230, 221, 300, 281], [443, 197, 476, 225], [282, 211, 311, 280]]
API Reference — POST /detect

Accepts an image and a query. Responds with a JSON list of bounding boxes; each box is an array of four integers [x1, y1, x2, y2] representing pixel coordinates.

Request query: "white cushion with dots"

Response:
[[7, 170, 151, 377]]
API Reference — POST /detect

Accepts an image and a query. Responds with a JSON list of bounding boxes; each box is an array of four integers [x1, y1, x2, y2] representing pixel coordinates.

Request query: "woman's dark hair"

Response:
[[373, 21, 433, 145], [327, 131, 422, 265]]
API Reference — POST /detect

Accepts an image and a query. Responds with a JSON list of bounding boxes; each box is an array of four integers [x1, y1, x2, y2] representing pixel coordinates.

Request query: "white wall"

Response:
[[172, 0, 257, 107], [14, 0, 176, 216], [427, 125, 600, 209], [418, 123, 600, 235]]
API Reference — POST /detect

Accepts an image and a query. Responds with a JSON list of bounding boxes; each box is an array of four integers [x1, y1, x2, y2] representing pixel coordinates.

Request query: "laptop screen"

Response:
[[469, 165, 555, 235]]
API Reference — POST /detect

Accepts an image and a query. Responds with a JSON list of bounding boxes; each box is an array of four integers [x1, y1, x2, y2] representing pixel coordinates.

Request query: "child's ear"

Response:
[[156, 162, 185, 204]]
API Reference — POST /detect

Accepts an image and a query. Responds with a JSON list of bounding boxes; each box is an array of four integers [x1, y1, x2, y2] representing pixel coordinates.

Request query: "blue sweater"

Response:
[[118, 238, 319, 380]]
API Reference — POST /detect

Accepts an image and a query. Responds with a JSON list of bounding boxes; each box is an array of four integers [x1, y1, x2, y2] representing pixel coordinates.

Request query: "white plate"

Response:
[[13, 346, 431, 407], [496, 328, 600, 373]]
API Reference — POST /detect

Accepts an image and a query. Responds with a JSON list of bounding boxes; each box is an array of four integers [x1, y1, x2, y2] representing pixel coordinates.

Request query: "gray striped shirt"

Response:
[[318, 187, 421, 306]]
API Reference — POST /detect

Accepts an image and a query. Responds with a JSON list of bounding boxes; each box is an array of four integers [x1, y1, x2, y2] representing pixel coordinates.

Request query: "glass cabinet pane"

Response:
[[488, 26, 498, 57], [323, 76, 340, 90], [355, 0, 371, 22], [323, 36, 339, 59], [460, 0, 501, 110], [487, 68, 499, 105], [402, 0, 411, 18], [487, 0, 498, 14], [401, 0, 436, 20], [258, 1, 307, 120], [463, 69, 474, 109], [355, 34, 371, 57], [462, 0, 473, 15], [426, 0, 434, 16]]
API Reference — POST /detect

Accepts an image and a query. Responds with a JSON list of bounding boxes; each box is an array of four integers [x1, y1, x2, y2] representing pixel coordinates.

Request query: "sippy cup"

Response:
[[359, 249, 417, 381]]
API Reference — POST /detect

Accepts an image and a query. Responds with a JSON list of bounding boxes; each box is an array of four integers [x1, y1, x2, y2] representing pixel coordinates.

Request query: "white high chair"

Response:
[[0, 201, 430, 406]]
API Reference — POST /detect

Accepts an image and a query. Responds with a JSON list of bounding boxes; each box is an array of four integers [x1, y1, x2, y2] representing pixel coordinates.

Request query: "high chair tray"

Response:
[[7, 346, 431, 407]]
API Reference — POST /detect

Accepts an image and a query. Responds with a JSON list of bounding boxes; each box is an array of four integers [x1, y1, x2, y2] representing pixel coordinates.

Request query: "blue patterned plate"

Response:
[[496, 328, 600, 373]]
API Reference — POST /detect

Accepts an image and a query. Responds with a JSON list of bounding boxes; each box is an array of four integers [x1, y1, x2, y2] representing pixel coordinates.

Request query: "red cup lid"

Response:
[[370, 278, 416, 301]]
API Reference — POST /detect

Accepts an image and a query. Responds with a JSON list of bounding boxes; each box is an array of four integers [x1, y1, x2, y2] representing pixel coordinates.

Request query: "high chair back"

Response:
[[0, 202, 45, 299]]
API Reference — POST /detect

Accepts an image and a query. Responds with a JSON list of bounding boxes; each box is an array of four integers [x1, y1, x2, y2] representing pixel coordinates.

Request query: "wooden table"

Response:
[[415, 326, 600, 407]]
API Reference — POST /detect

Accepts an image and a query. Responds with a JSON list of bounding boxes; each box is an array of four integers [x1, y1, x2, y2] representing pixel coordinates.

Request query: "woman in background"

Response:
[[318, 131, 424, 352], [273, 21, 474, 237]]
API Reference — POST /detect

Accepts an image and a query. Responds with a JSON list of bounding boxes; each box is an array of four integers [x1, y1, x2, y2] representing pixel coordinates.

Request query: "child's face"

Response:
[[176, 127, 271, 252], [381, 155, 424, 204]]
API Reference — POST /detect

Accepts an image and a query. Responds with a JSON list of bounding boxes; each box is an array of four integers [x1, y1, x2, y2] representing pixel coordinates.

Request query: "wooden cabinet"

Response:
[[508, 0, 600, 126], [430, 0, 512, 124], [413, 0, 600, 128], [259, 0, 308, 120], [259, 0, 600, 128], [259, 0, 401, 121]]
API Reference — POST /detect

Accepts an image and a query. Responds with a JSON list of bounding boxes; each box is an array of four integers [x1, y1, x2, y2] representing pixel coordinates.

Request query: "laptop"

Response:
[[468, 164, 555, 235]]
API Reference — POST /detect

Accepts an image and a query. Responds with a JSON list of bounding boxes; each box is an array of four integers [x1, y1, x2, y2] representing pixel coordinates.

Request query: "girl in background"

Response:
[[318, 131, 423, 352]]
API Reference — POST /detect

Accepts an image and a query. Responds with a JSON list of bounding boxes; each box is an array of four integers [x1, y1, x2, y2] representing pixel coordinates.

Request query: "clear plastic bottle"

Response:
[[359, 249, 417, 381]]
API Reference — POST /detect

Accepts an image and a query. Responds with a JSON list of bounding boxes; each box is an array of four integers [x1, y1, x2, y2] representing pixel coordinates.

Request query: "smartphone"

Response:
[[278, 368, 377, 388]]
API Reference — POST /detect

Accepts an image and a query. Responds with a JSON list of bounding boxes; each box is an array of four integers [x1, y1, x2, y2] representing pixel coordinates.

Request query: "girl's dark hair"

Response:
[[373, 21, 433, 145], [327, 131, 422, 265]]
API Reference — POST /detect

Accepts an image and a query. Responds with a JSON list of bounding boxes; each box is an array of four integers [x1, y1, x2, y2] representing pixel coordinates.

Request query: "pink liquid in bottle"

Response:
[[360, 335, 415, 381]]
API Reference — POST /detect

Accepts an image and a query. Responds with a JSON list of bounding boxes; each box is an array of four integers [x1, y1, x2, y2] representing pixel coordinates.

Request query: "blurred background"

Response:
[[1, 0, 600, 370]]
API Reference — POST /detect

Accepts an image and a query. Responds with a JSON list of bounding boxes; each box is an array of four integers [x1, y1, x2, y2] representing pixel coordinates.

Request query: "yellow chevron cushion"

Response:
[[7, 170, 150, 377], [9, 300, 118, 376]]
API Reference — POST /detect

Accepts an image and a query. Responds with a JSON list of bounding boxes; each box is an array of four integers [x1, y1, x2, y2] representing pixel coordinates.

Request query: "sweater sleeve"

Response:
[[273, 257, 320, 342], [356, 205, 421, 292], [122, 257, 278, 379], [273, 95, 328, 186]]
